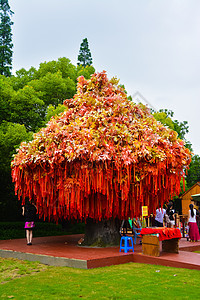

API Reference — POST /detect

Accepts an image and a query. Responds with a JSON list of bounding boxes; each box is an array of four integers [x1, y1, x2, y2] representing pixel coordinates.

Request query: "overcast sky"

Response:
[[9, 0, 200, 154]]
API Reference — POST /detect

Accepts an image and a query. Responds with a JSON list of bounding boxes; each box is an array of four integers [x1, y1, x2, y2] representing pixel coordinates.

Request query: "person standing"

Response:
[[188, 203, 200, 242], [22, 201, 37, 245], [165, 202, 175, 228], [155, 205, 166, 227]]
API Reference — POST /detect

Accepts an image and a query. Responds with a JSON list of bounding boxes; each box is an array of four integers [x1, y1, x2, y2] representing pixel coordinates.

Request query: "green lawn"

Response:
[[0, 258, 199, 299]]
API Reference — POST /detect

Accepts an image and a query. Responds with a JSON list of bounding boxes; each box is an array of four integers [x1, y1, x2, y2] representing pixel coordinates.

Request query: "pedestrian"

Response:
[[22, 201, 37, 245], [165, 202, 175, 228], [188, 203, 200, 242], [155, 204, 166, 227]]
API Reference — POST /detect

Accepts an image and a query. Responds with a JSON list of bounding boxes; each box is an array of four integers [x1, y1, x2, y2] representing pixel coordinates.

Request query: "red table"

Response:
[[141, 227, 182, 241]]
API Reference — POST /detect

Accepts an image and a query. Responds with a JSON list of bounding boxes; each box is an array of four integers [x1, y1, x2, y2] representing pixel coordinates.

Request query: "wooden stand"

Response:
[[142, 235, 160, 257], [162, 238, 179, 253], [142, 235, 179, 256]]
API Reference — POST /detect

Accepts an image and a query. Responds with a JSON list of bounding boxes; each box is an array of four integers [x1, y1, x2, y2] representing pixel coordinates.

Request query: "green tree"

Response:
[[0, 121, 32, 173], [0, 56, 96, 221], [186, 154, 200, 188], [29, 71, 76, 107], [0, 121, 32, 221], [0, 0, 14, 76], [77, 38, 93, 67], [0, 73, 45, 132], [76, 64, 95, 79], [10, 85, 45, 132], [152, 110, 175, 130], [9, 57, 95, 94], [37, 57, 77, 81], [153, 109, 192, 151], [0, 74, 14, 122], [45, 104, 66, 122], [9, 67, 38, 91]]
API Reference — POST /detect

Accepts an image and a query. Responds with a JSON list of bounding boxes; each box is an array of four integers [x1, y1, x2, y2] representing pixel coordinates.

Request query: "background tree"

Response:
[[45, 104, 66, 122], [0, 57, 95, 221], [153, 108, 198, 213], [0, 122, 32, 221], [77, 38, 93, 67], [0, 0, 13, 76], [186, 155, 200, 188], [0, 74, 14, 122], [153, 109, 192, 151], [10, 85, 45, 132], [9, 67, 37, 90], [76, 64, 95, 79], [37, 57, 77, 81], [29, 71, 76, 108]]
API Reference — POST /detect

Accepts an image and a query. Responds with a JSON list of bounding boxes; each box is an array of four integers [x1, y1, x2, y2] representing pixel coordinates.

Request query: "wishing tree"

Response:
[[11, 71, 191, 245]]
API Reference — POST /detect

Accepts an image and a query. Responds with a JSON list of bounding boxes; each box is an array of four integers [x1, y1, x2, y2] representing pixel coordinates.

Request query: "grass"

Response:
[[0, 258, 200, 299], [0, 222, 85, 240], [0, 258, 47, 284]]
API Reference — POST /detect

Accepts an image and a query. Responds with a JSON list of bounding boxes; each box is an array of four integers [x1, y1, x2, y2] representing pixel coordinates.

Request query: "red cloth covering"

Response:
[[140, 227, 182, 241]]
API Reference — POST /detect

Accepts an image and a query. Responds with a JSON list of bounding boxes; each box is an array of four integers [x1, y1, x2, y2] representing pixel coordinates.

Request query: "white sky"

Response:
[[9, 0, 200, 154]]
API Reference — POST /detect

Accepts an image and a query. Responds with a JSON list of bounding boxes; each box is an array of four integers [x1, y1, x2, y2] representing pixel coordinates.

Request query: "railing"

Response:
[[175, 214, 188, 238]]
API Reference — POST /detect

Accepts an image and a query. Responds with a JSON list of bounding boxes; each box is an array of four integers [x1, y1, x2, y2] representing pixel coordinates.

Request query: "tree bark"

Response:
[[82, 218, 121, 247]]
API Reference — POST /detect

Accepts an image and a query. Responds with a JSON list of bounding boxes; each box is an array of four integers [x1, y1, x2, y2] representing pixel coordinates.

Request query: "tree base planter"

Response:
[[82, 218, 121, 247]]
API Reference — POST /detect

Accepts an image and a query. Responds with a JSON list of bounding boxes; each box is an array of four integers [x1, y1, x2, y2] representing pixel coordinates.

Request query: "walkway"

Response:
[[0, 235, 199, 270]]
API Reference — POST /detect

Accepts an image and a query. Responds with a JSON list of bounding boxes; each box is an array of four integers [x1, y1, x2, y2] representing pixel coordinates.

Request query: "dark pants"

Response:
[[155, 220, 163, 227]]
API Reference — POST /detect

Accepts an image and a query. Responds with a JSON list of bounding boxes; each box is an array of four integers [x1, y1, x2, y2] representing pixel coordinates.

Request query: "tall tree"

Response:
[[77, 38, 92, 67], [0, 0, 14, 76], [11, 72, 191, 245]]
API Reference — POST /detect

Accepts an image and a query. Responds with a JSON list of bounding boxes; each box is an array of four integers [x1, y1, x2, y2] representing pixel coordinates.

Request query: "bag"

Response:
[[24, 222, 35, 229]]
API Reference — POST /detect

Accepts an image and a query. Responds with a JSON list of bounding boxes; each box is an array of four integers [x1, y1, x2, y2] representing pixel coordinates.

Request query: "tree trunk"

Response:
[[82, 218, 121, 247]]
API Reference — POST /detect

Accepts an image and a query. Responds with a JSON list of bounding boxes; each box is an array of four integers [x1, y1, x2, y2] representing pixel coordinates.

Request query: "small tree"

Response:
[[0, 0, 14, 77], [77, 38, 92, 67]]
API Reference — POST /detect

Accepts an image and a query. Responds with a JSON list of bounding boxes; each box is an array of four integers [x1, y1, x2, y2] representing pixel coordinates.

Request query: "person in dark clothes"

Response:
[[22, 202, 37, 245], [165, 202, 175, 228]]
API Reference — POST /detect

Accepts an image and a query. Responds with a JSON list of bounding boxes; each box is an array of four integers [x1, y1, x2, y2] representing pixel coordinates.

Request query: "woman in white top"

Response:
[[188, 204, 200, 242]]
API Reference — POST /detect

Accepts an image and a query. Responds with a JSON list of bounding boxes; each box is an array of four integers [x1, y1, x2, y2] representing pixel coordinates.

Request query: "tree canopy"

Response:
[[11, 71, 191, 223]]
